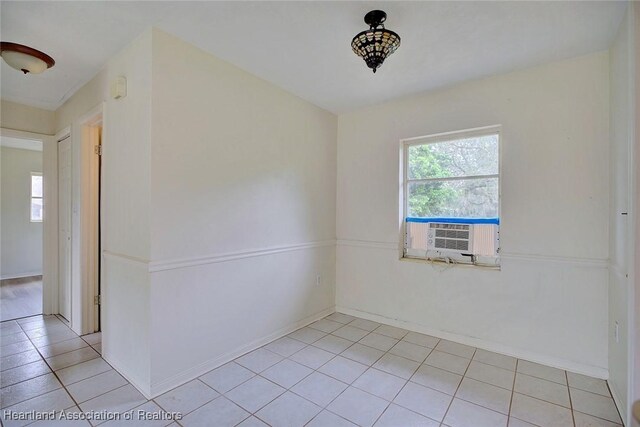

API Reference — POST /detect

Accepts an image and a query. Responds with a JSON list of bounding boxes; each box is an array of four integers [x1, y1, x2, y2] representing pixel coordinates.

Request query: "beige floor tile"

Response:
[[325, 313, 356, 324], [313, 334, 353, 354], [225, 376, 285, 413], [373, 353, 420, 380], [348, 319, 381, 332], [235, 348, 283, 373], [389, 341, 432, 363], [573, 410, 623, 427], [435, 340, 475, 359], [353, 368, 407, 400], [465, 360, 514, 390], [567, 372, 611, 397], [455, 377, 511, 414], [424, 350, 471, 375], [410, 364, 462, 395], [291, 372, 348, 406], [318, 355, 368, 384], [255, 391, 321, 427], [374, 403, 439, 426], [510, 393, 574, 427], [341, 342, 385, 366], [443, 398, 508, 427], [570, 388, 622, 424], [514, 373, 570, 407], [309, 319, 343, 333], [374, 325, 409, 340], [332, 325, 370, 342], [359, 333, 399, 352], [154, 379, 219, 415], [66, 370, 128, 404], [264, 336, 307, 357], [307, 410, 357, 426], [0, 372, 61, 409], [199, 361, 254, 393], [287, 327, 327, 344], [517, 360, 566, 385], [402, 332, 440, 349], [473, 349, 517, 371], [290, 345, 335, 369], [180, 396, 249, 427], [328, 386, 389, 427], [393, 381, 452, 421], [260, 358, 312, 388]]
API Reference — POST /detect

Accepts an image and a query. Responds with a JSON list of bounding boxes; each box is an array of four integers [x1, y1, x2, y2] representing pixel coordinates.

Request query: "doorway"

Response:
[[81, 113, 103, 335], [89, 123, 102, 332], [0, 134, 45, 321]]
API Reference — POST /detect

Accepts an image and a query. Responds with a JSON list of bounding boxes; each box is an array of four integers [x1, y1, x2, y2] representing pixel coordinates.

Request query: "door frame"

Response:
[[0, 127, 56, 316], [56, 129, 72, 322], [53, 127, 70, 319], [74, 103, 104, 335]]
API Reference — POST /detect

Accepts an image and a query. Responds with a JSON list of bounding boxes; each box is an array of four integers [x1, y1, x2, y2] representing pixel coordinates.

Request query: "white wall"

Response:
[[55, 30, 153, 392], [1, 100, 55, 135], [147, 29, 337, 395], [51, 28, 337, 397], [608, 4, 636, 422], [336, 52, 610, 377], [0, 146, 43, 278]]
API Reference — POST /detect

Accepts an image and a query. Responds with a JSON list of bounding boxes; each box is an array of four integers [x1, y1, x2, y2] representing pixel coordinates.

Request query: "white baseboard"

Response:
[[0, 272, 42, 280], [336, 305, 609, 380], [148, 306, 335, 398], [101, 352, 153, 399]]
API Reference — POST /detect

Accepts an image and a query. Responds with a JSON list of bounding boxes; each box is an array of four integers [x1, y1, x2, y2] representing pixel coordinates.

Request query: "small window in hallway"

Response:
[[30, 172, 43, 222]]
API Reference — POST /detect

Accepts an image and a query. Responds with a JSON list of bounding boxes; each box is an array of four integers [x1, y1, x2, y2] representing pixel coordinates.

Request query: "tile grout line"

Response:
[[506, 358, 519, 427], [566, 370, 576, 427], [441, 347, 478, 425]]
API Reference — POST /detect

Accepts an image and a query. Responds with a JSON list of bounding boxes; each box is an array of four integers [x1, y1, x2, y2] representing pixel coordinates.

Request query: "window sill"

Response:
[[400, 255, 501, 271]]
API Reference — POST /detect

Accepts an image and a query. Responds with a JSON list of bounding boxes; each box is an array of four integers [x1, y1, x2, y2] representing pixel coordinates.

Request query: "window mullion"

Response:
[[407, 174, 499, 185]]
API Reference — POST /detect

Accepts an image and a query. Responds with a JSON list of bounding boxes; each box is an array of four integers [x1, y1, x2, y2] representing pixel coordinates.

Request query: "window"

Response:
[[402, 127, 500, 265], [30, 173, 43, 222]]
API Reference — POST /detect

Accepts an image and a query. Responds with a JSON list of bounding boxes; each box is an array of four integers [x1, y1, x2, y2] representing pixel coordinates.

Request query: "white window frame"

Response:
[[400, 125, 501, 265], [30, 172, 43, 222]]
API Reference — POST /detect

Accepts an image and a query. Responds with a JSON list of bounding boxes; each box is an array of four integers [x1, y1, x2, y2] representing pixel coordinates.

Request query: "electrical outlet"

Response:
[[615, 321, 619, 343], [316, 274, 322, 286]]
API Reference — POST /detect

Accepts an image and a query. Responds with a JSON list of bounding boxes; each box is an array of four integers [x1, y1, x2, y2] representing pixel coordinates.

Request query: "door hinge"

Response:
[[94, 145, 102, 156], [94, 295, 101, 305]]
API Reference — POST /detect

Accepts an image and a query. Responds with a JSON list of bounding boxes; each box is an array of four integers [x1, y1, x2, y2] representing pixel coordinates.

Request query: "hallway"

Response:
[[0, 276, 42, 322]]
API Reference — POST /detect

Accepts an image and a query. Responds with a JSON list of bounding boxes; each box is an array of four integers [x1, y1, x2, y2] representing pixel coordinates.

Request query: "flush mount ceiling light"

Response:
[[351, 10, 401, 73], [0, 42, 55, 74]]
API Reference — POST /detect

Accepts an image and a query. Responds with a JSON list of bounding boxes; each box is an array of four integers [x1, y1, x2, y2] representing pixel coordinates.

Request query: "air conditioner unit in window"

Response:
[[427, 223, 473, 255]]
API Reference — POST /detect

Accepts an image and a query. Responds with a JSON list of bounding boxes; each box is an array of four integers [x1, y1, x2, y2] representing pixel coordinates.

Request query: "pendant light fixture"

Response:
[[0, 42, 55, 74], [351, 10, 401, 73]]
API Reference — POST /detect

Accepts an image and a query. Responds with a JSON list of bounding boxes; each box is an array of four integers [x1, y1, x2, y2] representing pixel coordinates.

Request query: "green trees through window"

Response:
[[406, 134, 499, 218]]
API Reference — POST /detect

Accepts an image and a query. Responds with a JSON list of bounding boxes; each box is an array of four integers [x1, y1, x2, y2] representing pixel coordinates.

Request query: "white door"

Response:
[[58, 137, 72, 321]]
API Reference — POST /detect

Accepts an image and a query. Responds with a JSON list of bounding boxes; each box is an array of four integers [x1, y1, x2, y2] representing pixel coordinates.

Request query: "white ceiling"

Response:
[[0, 1, 628, 113]]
